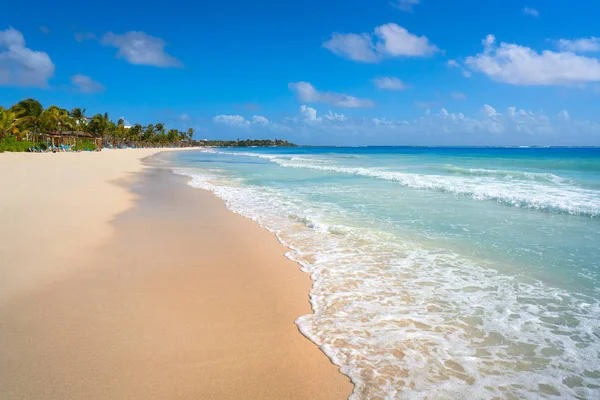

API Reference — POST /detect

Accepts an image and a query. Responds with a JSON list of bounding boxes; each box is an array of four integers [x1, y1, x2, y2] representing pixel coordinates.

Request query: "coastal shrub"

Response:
[[72, 140, 97, 152], [0, 136, 33, 152]]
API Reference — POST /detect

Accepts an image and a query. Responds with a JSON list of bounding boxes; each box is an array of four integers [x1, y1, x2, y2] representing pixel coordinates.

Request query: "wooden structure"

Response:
[[37, 131, 102, 152]]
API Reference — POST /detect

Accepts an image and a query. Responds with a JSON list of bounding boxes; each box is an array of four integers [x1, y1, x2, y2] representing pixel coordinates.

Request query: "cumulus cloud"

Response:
[[392, 0, 421, 12], [0, 27, 55, 87], [289, 106, 347, 124], [556, 37, 600, 53], [252, 115, 269, 125], [325, 110, 347, 121], [523, 7, 539, 17], [213, 114, 282, 129], [101, 31, 182, 67], [213, 115, 251, 126], [297, 105, 320, 122], [373, 76, 407, 90], [71, 74, 105, 93], [209, 103, 600, 145], [465, 34, 600, 86], [373, 117, 409, 127], [306, 104, 599, 144], [289, 81, 374, 108], [323, 23, 439, 63]]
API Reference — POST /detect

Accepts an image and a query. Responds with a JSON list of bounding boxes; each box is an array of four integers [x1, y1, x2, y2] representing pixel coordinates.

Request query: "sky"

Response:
[[1, 0, 600, 145]]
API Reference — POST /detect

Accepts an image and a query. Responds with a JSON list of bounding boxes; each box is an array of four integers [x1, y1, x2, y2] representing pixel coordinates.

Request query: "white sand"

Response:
[[0, 149, 169, 304], [0, 149, 352, 399]]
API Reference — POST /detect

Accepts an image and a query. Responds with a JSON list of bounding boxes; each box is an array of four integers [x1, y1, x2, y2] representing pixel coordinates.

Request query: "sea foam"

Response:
[[174, 166, 600, 399]]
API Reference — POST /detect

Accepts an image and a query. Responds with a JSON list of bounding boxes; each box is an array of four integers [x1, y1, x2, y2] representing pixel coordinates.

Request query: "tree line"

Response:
[[0, 98, 194, 146], [0, 98, 297, 149]]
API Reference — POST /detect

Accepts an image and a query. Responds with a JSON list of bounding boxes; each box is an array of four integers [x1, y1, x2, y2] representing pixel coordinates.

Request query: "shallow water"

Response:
[[163, 147, 600, 399]]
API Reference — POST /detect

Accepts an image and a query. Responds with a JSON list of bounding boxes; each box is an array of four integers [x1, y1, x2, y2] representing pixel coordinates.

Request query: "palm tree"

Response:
[[129, 124, 142, 142], [11, 99, 44, 140], [167, 129, 178, 143], [155, 123, 165, 143], [42, 106, 71, 133], [187, 127, 195, 142], [142, 124, 155, 142], [69, 108, 87, 129], [0, 108, 17, 139], [88, 114, 108, 138]]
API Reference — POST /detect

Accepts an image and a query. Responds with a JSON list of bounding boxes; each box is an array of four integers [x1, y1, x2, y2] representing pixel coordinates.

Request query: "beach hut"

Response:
[[40, 131, 102, 152]]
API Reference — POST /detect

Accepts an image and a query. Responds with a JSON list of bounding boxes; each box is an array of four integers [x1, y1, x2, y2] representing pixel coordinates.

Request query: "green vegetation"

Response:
[[72, 140, 97, 152], [0, 98, 296, 152], [0, 136, 33, 153], [0, 98, 197, 150]]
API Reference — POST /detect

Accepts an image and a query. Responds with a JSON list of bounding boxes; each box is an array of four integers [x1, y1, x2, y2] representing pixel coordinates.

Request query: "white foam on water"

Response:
[[439, 164, 567, 184], [202, 149, 600, 217], [174, 167, 600, 399]]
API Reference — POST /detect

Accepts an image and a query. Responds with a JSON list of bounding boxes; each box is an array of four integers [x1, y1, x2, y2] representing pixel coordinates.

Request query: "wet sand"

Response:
[[0, 151, 351, 399]]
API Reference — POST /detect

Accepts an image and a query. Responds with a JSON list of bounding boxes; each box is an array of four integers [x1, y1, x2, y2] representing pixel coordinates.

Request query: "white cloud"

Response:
[[101, 31, 182, 67], [296, 104, 595, 138], [71, 74, 105, 93], [213, 115, 251, 126], [465, 34, 600, 86], [288, 81, 375, 108], [209, 104, 600, 145], [325, 110, 347, 121], [413, 105, 560, 136], [451, 92, 467, 100], [39, 26, 50, 35], [482, 104, 501, 117], [373, 76, 407, 90], [373, 117, 409, 127], [523, 7, 539, 17], [375, 24, 438, 57], [323, 23, 439, 63], [392, 0, 421, 12], [252, 115, 269, 125], [322, 33, 378, 63], [447, 59, 472, 78], [0, 27, 55, 87], [556, 37, 600, 53], [213, 114, 280, 129], [299, 105, 321, 122]]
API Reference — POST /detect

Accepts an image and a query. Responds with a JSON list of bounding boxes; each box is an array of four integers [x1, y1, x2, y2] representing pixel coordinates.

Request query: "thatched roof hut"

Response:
[[61, 131, 93, 138]]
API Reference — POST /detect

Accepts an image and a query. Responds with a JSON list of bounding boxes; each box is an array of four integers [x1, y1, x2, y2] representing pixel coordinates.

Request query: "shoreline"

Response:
[[0, 149, 352, 399]]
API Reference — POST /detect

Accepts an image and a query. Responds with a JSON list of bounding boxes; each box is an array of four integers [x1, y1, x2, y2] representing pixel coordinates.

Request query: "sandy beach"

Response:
[[0, 149, 351, 399]]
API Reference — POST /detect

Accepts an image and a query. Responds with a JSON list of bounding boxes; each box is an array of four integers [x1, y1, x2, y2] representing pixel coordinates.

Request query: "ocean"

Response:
[[162, 147, 600, 399]]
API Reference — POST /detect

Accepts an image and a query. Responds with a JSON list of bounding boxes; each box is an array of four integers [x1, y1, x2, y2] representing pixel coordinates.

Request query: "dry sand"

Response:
[[0, 150, 352, 399]]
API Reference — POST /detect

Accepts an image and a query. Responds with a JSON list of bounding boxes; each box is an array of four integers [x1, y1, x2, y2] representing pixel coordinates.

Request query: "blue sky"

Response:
[[1, 0, 600, 145]]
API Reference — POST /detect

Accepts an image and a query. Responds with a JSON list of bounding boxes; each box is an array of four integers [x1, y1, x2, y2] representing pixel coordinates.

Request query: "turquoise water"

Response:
[[164, 147, 600, 399]]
